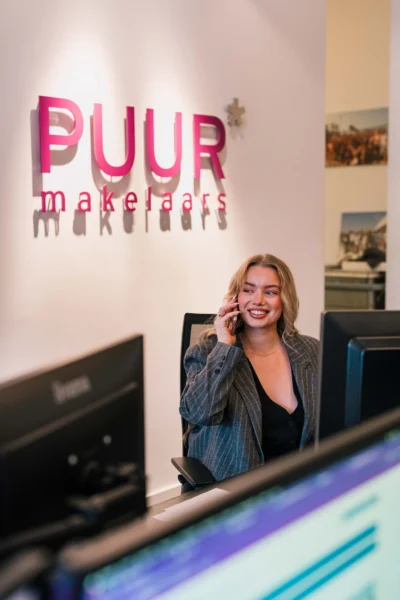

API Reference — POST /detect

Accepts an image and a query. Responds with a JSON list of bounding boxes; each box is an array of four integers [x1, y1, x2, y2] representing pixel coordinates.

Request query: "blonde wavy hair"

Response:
[[202, 253, 299, 343]]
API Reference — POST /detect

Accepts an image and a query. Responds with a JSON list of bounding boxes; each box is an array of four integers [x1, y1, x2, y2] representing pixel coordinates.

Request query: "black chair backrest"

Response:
[[180, 313, 215, 394], [180, 313, 214, 456]]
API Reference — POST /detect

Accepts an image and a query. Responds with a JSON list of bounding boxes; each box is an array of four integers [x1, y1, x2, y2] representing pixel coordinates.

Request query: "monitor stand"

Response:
[[0, 461, 146, 560]]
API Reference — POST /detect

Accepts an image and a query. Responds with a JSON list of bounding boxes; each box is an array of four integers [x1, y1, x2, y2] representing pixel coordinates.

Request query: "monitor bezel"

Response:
[[57, 405, 400, 591], [0, 334, 145, 447], [316, 309, 400, 441], [345, 335, 400, 427], [0, 334, 146, 540]]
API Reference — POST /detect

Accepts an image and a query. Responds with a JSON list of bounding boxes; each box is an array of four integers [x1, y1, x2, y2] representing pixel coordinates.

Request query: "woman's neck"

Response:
[[241, 326, 281, 353]]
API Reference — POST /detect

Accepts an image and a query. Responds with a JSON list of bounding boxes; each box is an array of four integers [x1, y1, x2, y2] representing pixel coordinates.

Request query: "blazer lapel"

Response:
[[233, 355, 263, 457], [285, 338, 316, 445], [231, 335, 316, 455]]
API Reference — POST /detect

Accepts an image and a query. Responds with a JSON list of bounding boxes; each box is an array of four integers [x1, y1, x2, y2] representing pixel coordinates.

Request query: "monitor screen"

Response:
[[0, 335, 146, 545], [317, 310, 400, 440], [57, 408, 400, 600]]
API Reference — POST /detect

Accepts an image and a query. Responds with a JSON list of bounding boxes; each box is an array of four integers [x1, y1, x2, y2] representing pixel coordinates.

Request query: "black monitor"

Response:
[[0, 335, 146, 553], [53, 406, 400, 599], [0, 549, 52, 599], [317, 310, 400, 441]]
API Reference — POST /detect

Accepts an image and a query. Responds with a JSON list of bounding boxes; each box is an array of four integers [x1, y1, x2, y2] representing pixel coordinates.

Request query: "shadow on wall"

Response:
[[143, 119, 181, 198], [90, 115, 132, 198], [30, 107, 78, 199], [33, 204, 227, 237]]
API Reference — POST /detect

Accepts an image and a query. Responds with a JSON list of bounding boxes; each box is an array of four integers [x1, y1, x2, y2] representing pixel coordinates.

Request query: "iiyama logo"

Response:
[[52, 375, 92, 405]]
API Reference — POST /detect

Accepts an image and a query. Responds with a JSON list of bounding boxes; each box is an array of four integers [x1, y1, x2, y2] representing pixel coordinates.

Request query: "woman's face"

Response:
[[237, 266, 283, 330]]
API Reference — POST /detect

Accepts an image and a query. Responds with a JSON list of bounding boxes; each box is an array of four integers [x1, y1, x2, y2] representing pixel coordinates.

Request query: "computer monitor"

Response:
[[317, 310, 400, 441], [54, 407, 400, 599], [0, 335, 146, 550], [0, 549, 52, 599]]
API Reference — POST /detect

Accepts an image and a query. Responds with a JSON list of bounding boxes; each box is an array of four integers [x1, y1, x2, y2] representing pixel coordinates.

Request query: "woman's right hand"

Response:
[[215, 298, 240, 346]]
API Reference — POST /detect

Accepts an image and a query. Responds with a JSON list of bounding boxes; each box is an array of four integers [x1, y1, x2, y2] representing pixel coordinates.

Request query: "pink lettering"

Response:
[[146, 109, 182, 177], [161, 193, 173, 212], [93, 104, 135, 177], [102, 184, 115, 211], [78, 191, 91, 212], [201, 193, 210, 210], [41, 190, 66, 212], [218, 193, 226, 211], [39, 96, 83, 173], [193, 115, 226, 179], [36, 95, 228, 222], [125, 191, 138, 212], [182, 192, 193, 212]]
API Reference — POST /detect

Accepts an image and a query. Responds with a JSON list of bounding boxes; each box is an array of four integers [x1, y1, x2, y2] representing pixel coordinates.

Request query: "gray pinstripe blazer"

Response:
[[180, 333, 320, 482]]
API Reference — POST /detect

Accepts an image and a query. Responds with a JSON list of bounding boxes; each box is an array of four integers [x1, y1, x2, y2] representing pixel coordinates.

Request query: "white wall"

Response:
[[325, 0, 390, 265], [387, 0, 400, 308], [0, 0, 326, 498]]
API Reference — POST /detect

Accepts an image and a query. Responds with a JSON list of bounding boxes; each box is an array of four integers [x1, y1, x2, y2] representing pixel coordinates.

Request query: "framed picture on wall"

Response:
[[338, 211, 387, 269], [326, 108, 388, 167]]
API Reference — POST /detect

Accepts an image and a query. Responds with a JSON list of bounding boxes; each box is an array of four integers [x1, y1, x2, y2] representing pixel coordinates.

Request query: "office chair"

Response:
[[171, 313, 217, 493]]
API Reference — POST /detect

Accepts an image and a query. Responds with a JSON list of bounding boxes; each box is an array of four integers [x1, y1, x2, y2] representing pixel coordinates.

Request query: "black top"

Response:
[[249, 362, 305, 460]]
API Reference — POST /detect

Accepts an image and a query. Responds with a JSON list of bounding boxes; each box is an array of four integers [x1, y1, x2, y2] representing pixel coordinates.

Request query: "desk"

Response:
[[149, 486, 206, 516], [324, 269, 385, 310], [148, 483, 230, 521]]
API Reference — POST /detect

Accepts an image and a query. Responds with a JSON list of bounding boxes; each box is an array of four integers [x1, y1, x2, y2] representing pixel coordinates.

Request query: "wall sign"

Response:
[[37, 96, 227, 223]]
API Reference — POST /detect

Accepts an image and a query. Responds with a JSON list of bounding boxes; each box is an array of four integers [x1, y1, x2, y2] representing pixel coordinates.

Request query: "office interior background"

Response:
[[0, 0, 399, 504]]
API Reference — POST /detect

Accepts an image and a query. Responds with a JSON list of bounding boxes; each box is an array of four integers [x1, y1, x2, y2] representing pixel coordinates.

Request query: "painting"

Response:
[[326, 108, 388, 167], [338, 211, 387, 267]]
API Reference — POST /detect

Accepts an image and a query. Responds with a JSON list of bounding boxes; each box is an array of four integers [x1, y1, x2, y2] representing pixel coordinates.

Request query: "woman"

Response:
[[180, 254, 319, 482]]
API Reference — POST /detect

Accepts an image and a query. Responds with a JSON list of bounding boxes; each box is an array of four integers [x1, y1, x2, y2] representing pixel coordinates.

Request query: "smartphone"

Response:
[[230, 295, 239, 335]]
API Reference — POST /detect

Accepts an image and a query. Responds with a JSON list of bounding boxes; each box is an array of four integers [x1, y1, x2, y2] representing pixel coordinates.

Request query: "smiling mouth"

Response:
[[248, 309, 269, 318]]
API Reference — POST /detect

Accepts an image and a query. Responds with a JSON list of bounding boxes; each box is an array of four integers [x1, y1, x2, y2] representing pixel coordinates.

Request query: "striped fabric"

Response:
[[180, 334, 320, 482]]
